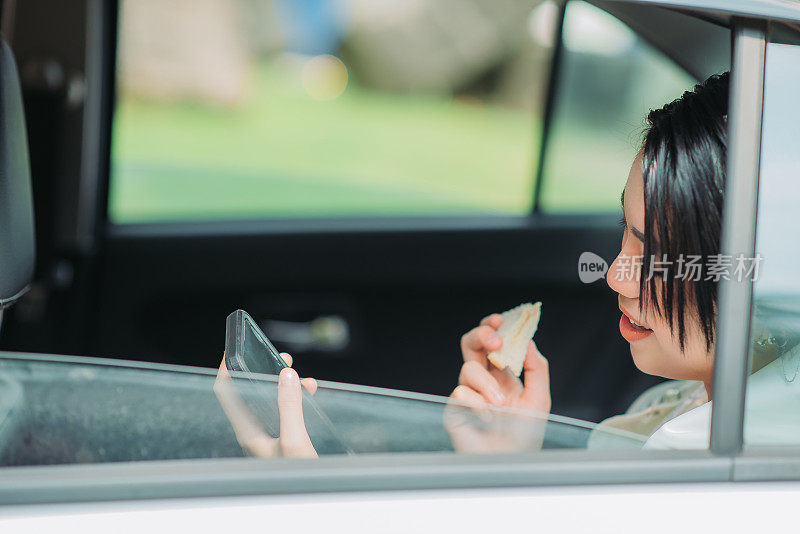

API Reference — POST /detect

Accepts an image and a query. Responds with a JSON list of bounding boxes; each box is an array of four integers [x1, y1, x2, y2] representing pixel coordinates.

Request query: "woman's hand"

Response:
[[214, 353, 319, 459], [444, 313, 551, 453]]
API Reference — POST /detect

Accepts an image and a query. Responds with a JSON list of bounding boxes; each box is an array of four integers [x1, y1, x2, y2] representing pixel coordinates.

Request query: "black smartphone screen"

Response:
[[224, 309, 353, 455]]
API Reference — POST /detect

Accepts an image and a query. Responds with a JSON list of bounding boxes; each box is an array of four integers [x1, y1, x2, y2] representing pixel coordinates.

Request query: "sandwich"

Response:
[[487, 302, 542, 376]]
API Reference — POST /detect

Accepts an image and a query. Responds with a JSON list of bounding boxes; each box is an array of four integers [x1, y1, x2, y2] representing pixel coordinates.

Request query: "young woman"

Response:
[[218, 71, 735, 456], [450, 71, 730, 449]]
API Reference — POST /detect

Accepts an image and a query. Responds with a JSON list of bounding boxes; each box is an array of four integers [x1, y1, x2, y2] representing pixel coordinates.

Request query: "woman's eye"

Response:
[[619, 215, 627, 229]]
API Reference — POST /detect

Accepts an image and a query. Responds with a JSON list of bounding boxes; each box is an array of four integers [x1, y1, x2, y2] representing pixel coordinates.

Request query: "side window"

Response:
[[109, 0, 556, 224], [538, 1, 695, 212], [744, 32, 800, 447]]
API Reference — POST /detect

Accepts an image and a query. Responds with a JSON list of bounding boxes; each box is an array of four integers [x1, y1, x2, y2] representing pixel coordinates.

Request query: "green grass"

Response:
[[539, 120, 642, 212], [110, 61, 545, 223], [110, 60, 647, 223]]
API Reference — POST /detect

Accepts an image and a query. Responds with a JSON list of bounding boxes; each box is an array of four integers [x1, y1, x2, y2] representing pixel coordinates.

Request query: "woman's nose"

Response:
[[606, 252, 640, 299]]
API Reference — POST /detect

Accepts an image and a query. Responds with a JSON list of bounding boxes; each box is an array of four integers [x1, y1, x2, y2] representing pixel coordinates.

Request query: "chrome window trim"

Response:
[[0, 449, 731, 506], [735, 448, 800, 481], [710, 19, 766, 455]]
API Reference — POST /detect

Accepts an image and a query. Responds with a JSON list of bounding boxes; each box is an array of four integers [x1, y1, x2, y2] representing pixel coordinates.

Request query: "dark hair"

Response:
[[639, 71, 729, 351]]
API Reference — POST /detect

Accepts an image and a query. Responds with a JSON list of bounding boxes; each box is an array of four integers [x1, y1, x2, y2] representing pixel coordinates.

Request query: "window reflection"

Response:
[[0, 357, 645, 467], [744, 35, 800, 447]]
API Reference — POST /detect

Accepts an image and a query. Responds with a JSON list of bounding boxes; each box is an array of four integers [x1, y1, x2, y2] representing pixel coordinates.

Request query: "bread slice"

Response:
[[487, 302, 541, 376]]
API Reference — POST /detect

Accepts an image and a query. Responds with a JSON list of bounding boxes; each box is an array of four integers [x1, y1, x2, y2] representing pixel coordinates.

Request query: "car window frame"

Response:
[[0, 350, 728, 505], [532, 0, 708, 214], [709, 18, 766, 455], [105, 0, 552, 229]]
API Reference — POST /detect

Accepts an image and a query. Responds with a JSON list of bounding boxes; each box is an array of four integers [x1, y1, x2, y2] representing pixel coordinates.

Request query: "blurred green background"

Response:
[[111, 61, 536, 222], [109, 0, 692, 224]]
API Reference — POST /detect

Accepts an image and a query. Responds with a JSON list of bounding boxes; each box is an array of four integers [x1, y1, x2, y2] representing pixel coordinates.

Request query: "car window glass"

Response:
[[0, 357, 646, 467], [538, 0, 695, 212], [743, 33, 800, 447], [109, 0, 555, 224]]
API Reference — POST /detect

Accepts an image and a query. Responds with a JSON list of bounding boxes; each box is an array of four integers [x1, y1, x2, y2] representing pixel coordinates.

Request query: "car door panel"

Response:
[[89, 215, 661, 422]]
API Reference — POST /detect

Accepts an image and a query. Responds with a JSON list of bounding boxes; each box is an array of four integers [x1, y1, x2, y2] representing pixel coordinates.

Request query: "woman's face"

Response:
[[606, 152, 715, 384]]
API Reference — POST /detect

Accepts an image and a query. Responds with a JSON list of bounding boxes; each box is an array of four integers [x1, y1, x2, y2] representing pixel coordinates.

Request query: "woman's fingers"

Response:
[[221, 350, 320, 458], [279, 353, 319, 394], [480, 314, 503, 329], [444, 412, 494, 454], [519, 341, 551, 413], [458, 360, 506, 405], [215, 352, 281, 458], [281, 352, 318, 395], [301, 377, 318, 395], [461, 325, 503, 364], [450, 385, 493, 423], [490, 365, 525, 397], [217, 354, 230, 381], [278, 351, 317, 394], [277, 368, 317, 458], [280, 353, 319, 394]]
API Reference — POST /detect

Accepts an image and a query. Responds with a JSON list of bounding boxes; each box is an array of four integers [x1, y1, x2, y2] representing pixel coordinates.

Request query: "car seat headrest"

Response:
[[0, 40, 35, 308]]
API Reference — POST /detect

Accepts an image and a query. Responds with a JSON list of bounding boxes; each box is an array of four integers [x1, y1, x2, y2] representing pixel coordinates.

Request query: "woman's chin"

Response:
[[628, 339, 666, 376], [628, 334, 714, 382]]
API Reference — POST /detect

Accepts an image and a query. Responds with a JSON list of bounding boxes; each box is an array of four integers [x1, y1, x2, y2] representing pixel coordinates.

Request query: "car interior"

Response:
[[0, 0, 731, 426]]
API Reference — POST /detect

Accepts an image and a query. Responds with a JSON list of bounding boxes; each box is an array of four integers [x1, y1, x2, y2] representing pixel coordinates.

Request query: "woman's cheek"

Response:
[[634, 302, 711, 379], [651, 322, 675, 353]]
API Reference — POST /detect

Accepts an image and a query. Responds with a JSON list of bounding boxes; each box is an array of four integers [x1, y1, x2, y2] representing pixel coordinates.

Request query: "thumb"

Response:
[[277, 368, 317, 458], [519, 341, 551, 413]]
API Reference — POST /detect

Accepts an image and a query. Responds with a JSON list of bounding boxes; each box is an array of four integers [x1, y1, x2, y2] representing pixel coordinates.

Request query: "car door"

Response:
[[2, 0, 720, 423]]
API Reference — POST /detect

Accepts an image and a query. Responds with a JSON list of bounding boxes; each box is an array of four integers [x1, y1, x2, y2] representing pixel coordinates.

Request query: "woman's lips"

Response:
[[618, 306, 653, 342]]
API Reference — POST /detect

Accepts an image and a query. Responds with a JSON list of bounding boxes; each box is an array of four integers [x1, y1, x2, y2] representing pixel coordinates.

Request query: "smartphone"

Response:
[[224, 309, 353, 455]]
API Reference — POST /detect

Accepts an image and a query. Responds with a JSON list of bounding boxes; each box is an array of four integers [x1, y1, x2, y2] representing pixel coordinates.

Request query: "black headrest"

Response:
[[0, 40, 35, 308]]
